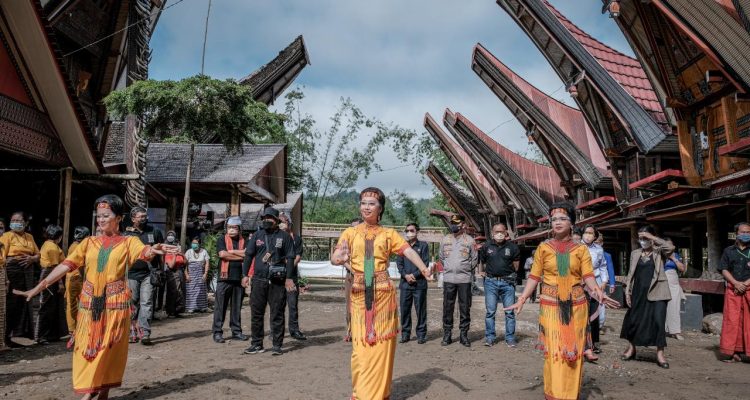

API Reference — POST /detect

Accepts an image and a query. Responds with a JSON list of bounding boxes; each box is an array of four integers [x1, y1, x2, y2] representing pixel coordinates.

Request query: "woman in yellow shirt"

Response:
[[15, 195, 177, 400], [506, 202, 617, 400], [37, 224, 66, 344], [66, 226, 91, 335], [331, 187, 432, 400], [1, 211, 40, 346]]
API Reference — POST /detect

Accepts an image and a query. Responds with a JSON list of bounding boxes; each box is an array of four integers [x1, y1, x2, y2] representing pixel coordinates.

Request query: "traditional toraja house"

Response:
[[471, 44, 613, 203], [444, 110, 563, 230], [425, 162, 484, 233], [240, 35, 310, 106], [497, 0, 680, 219], [604, 0, 750, 286], [424, 112, 505, 234], [0, 0, 163, 248]]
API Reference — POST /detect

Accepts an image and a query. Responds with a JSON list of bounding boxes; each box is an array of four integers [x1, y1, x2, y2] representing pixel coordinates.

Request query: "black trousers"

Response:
[[212, 280, 244, 336], [35, 268, 65, 341], [400, 288, 427, 339], [250, 278, 287, 347], [287, 282, 301, 333], [442, 282, 472, 334], [165, 268, 186, 316], [5, 262, 35, 341]]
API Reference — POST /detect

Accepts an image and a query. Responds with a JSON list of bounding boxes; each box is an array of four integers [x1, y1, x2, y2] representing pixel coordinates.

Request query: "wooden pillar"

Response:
[[689, 223, 704, 279], [230, 185, 241, 216], [328, 238, 333, 258], [61, 168, 73, 252], [166, 197, 178, 232], [705, 208, 722, 278]]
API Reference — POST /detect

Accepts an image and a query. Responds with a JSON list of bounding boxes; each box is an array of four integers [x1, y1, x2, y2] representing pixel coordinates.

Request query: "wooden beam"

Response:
[[230, 185, 241, 216], [61, 167, 72, 252]]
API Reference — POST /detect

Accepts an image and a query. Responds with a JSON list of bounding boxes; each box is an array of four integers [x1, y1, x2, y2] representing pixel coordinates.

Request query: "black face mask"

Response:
[[261, 220, 275, 230], [449, 224, 460, 234]]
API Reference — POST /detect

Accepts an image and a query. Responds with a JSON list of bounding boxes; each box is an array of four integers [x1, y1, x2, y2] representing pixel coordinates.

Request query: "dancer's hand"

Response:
[[503, 296, 526, 315], [13, 285, 43, 302]]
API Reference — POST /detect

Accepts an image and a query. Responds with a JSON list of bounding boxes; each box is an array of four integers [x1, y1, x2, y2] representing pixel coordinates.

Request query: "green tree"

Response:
[[104, 74, 286, 247]]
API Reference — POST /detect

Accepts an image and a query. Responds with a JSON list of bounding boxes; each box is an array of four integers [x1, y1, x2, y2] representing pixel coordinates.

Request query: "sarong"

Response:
[[720, 284, 750, 356]]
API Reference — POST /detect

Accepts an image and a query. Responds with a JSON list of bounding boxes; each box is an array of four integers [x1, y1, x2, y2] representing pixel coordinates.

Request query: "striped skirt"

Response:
[[185, 261, 208, 312]]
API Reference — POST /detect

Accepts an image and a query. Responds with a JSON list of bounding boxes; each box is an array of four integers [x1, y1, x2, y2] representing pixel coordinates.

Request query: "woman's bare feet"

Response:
[[583, 349, 599, 362]]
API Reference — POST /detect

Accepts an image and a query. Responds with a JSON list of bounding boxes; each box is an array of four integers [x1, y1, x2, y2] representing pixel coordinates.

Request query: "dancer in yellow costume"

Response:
[[14, 195, 177, 400], [332, 187, 432, 400], [505, 202, 618, 400]]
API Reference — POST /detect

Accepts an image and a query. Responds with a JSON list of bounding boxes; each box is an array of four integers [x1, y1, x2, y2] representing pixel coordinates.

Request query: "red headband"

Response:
[[97, 202, 111, 210], [549, 208, 568, 217], [362, 191, 380, 200]]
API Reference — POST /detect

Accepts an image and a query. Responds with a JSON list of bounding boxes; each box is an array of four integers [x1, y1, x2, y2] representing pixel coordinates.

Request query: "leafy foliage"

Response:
[[104, 74, 285, 150]]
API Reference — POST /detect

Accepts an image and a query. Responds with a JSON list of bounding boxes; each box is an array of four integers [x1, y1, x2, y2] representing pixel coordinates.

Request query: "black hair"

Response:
[[548, 201, 576, 225], [406, 222, 420, 231], [73, 226, 90, 241], [45, 224, 63, 241], [94, 194, 125, 217], [638, 225, 656, 235], [735, 222, 750, 233], [130, 206, 147, 218], [359, 187, 386, 220], [492, 222, 508, 230], [192, 236, 201, 244], [10, 211, 26, 221], [572, 227, 583, 236], [582, 224, 598, 237]]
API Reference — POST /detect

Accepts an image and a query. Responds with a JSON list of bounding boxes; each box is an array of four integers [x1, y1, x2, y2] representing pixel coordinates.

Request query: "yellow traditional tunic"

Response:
[[337, 224, 409, 400], [528, 240, 594, 400], [62, 235, 147, 394], [0, 231, 39, 257], [65, 241, 84, 333], [40, 240, 64, 268], [0, 242, 5, 350]]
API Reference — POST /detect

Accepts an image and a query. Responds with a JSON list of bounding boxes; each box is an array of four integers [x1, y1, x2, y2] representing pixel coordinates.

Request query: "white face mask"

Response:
[[405, 232, 417, 240], [493, 233, 505, 242], [639, 239, 652, 249]]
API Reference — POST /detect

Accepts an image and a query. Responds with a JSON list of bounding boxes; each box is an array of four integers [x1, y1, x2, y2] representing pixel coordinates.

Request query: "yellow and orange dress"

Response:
[[527, 239, 594, 400], [0, 243, 5, 350], [61, 235, 148, 394], [65, 240, 84, 333], [337, 224, 410, 400]]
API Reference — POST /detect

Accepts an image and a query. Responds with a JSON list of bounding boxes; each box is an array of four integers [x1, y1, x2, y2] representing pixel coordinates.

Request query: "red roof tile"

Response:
[[450, 111, 566, 205], [544, 1, 667, 125], [474, 44, 610, 176]]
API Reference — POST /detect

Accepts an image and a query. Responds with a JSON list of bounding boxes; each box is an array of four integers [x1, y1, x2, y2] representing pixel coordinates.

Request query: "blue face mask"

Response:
[[191, 243, 199, 250], [9, 222, 24, 232], [737, 233, 750, 244]]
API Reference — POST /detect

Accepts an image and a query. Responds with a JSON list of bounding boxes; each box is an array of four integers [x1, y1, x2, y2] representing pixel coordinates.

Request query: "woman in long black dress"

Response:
[[620, 226, 674, 368]]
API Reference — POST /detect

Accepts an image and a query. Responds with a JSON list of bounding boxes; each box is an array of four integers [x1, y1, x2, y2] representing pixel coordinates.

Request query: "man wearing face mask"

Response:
[[478, 223, 520, 347], [439, 214, 478, 347], [279, 213, 307, 341], [124, 207, 164, 345], [718, 222, 750, 363], [242, 208, 296, 356], [212, 216, 249, 343], [396, 223, 430, 344], [164, 231, 187, 318]]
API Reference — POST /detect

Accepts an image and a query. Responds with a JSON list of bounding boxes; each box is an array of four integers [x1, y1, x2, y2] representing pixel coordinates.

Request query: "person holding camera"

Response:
[[242, 208, 296, 356]]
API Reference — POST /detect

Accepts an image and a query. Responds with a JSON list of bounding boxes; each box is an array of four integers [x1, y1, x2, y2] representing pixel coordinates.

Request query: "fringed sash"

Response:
[[220, 235, 244, 279], [363, 239, 376, 344], [545, 240, 583, 362], [73, 280, 131, 360]]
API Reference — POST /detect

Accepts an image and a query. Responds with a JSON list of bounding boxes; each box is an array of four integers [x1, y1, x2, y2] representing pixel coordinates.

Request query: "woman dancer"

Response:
[[14, 195, 176, 399], [331, 187, 432, 399], [505, 202, 618, 400]]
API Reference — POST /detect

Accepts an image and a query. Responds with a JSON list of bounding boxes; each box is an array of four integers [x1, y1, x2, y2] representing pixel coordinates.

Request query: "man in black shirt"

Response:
[[241, 208, 296, 356], [279, 213, 307, 340], [124, 206, 164, 345], [478, 223, 520, 347], [718, 221, 750, 362], [396, 222, 430, 344], [212, 216, 249, 343]]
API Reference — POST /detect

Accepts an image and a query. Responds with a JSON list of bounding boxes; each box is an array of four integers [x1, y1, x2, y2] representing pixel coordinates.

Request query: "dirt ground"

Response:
[[1, 279, 747, 400]]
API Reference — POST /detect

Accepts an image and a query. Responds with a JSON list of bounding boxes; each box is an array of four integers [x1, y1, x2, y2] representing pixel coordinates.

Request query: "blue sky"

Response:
[[149, 0, 632, 199]]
